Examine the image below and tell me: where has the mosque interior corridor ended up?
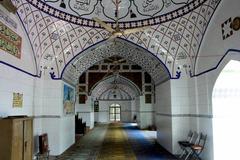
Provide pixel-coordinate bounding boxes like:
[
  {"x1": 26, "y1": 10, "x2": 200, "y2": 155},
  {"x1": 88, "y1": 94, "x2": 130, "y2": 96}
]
[
  {"x1": 0, "y1": 0, "x2": 240, "y2": 160},
  {"x1": 54, "y1": 123, "x2": 177, "y2": 160}
]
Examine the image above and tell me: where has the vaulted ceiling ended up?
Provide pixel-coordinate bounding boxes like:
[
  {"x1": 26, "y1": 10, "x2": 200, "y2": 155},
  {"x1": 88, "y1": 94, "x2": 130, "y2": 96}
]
[
  {"x1": 13, "y1": 0, "x2": 221, "y2": 84},
  {"x1": 62, "y1": 39, "x2": 169, "y2": 84},
  {"x1": 91, "y1": 75, "x2": 141, "y2": 100}
]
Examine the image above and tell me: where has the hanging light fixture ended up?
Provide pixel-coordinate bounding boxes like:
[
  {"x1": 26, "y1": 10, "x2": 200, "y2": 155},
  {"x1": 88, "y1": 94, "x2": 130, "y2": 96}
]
[{"x1": 59, "y1": 0, "x2": 66, "y2": 9}]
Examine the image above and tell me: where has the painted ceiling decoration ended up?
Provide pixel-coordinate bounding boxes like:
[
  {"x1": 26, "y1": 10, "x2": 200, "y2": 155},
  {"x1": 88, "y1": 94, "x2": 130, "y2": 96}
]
[
  {"x1": 13, "y1": 0, "x2": 221, "y2": 83},
  {"x1": 91, "y1": 75, "x2": 141, "y2": 100},
  {"x1": 25, "y1": 0, "x2": 208, "y2": 28},
  {"x1": 62, "y1": 39, "x2": 169, "y2": 85}
]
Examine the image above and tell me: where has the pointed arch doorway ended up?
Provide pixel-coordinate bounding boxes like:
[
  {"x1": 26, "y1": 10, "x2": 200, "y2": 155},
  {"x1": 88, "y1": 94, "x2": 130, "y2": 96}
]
[
  {"x1": 109, "y1": 104, "x2": 121, "y2": 122},
  {"x1": 212, "y1": 60, "x2": 240, "y2": 160}
]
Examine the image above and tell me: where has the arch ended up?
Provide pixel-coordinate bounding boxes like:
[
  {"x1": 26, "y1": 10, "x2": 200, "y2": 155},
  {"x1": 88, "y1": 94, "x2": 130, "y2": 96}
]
[
  {"x1": 16, "y1": 0, "x2": 220, "y2": 80},
  {"x1": 207, "y1": 50, "x2": 240, "y2": 94},
  {"x1": 62, "y1": 38, "x2": 170, "y2": 85},
  {"x1": 99, "y1": 87, "x2": 132, "y2": 100},
  {"x1": 90, "y1": 75, "x2": 141, "y2": 100},
  {"x1": 212, "y1": 60, "x2": 240, "y2": 160}
]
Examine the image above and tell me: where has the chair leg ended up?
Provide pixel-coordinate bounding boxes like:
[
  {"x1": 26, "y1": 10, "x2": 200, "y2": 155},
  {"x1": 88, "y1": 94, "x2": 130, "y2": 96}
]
[
  {"x1": 179, "y1": 149, "x2": 185, "y2": 158},
  {"x1": 184, "y1": 150, "x2": 193, "y2": 160}
]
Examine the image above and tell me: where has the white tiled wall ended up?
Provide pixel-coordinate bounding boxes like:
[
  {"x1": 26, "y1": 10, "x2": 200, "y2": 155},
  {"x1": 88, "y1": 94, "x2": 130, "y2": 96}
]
[
  {"x1": 138, "y1": 96, "x2": 154, "y2": 129},
  {"x1": 155, "y1": 81, "x2": 173, "y2": 152},
  {"x1": 33, "y1": 80, "x2": 75, "y2": 155},
  {"x1": 0, "y1": 64, "x2": 34, "y2": 117},
  {"x1": 75, "y1": 96, "x2": 94, "y2": 129}
]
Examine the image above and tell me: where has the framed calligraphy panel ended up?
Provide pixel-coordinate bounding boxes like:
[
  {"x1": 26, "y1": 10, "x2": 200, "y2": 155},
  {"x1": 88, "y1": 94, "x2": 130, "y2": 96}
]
[{"x1": 0, "y1": 21, "x2": 22, "y2": 59}]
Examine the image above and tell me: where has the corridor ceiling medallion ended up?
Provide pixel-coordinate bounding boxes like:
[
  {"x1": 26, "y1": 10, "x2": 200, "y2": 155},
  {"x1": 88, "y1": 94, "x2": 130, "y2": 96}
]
[{"x1": 92, "y1": 0, "x2": 150, "y2": 40}]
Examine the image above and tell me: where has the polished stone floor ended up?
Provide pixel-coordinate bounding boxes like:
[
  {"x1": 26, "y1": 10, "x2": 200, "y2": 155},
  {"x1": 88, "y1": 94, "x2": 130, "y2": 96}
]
[{"x1": 52, "y1": 123, "x2": 177, "y2": 160}]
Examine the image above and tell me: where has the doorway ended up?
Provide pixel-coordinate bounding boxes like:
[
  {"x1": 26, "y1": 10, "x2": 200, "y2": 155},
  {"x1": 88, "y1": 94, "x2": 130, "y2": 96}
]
[
  {"x1": 109, "y1": 104, "x2": 121, "y2": 122},
  {"x1": 212, "y1": 60, "x2": 240, "y2": 160}
]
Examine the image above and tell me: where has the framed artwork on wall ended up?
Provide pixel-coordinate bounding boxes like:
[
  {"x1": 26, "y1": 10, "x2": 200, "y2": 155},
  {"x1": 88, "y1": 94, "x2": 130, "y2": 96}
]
[
  {"x1": 0, "y1": 21, "x2": 22, "y2": 58},
  {"x1": 12, "y1": 92, "x2": 23, "y2": 108},
  {"x1": 63, "y1": 83, "x2": 75, "y2": 115}
]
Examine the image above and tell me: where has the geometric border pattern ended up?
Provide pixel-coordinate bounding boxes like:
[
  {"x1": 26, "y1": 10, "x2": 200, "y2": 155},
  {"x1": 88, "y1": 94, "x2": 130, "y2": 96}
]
[{"x1": 25, "y1": 0, "x2": 208, "y2": 29}]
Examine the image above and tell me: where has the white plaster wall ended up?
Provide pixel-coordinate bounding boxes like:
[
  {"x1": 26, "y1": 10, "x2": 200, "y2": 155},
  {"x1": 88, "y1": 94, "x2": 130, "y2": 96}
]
[
  {"x1": 40, "y1": 116, "x2": 75, "y2": 156},
  {"x1": 41, "y1": 118, "x2": 61, "y2": 155},
  {"x1": 0, "y1": 64, "x2": 34, "y2": 116},
  {"x1": 169, "y1": 55, "x2": 240, "y2": 160},
  {"x1": 192, "y1": 0, "x2": 240, "y2": 159},
  {"x1": 33, "y1": 80, "x2": 75, "y2": 156},
  {"x1": 193, "y1": 55, "x2": 240, "y2": 160},
  {"x1": 138, "y1": 96, "x2": 154, "y2": 129},
  {"x1": 0, "y1": 5, "x2": 36, "y2": 118},
  {"x1": 34, "y1": 80, "x2": 63, "y2": 116},
  {"x1": 155, "y1": 80, "x2": 173, "y2": 152},
  {"x1": 170, "y1": 78, "x2": 194, "y2": 154},
  {"x1": 60, "y1": 116, "x2": 75, "y2": 153},
  {"x1": 75, "y1": 96, "x2": 94, "y2": 129}
]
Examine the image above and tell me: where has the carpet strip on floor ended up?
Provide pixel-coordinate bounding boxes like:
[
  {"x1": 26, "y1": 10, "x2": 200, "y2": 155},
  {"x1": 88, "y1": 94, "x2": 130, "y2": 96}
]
[
  {"x1": 97, "y1": 123, "x2": 137, "y2": 160},
  {"x1": 52, "y1": 123, "x2": 177, "y2": 160},
  {"x1": 55, "y1": 124, "x2": 107, "y2": 160},
  {"x1": 123, "y1": 123, "x2": 177, "y2": 160}
]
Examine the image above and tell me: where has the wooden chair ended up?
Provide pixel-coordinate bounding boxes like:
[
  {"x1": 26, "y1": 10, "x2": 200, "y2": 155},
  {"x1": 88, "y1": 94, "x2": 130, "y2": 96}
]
[{"x1": 36, "y1": 133, "x2": 50, "y2": 160}]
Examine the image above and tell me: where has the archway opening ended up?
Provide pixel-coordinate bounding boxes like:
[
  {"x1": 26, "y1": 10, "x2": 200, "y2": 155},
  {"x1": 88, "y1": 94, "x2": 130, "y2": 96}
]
[{"x1": 212, "y1": 60, "x2": 240, "y2": 160}]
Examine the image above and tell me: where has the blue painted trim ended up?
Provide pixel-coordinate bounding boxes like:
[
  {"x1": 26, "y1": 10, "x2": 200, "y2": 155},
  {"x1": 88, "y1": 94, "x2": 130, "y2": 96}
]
[
  {"x1": 55, "y1": 37, "x2": 174, "y2": 82},
  {"x1": 0, "y1": 61, "x2": 40, "y2": 78},
  {"x1": 191, "y1": 49, "x2": 240, "y2": 77}
]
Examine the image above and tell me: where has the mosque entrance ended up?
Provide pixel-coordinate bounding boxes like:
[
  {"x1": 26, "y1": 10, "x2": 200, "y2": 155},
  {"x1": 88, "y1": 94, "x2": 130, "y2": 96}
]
[{"x1": 109, "y1": 104, "x2": 121, "y2": 122}]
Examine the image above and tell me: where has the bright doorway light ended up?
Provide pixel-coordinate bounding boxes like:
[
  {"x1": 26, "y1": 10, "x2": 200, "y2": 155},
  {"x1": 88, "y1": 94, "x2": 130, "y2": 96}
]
[{"x1": 212, "y1": 60, "x2": 240, "y2": 160}]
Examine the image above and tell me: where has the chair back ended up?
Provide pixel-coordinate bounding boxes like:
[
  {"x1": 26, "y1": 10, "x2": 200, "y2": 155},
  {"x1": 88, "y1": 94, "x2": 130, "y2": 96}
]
[
  {"x1": 197, "y1": 133, "x2": 207, "y2": 153},
  {"x1": 190, "y1": 131, "x2": 198, "y2": 144},
  {"x1": 186, "y1": 130, "x2": 193, "y2": 142}
]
